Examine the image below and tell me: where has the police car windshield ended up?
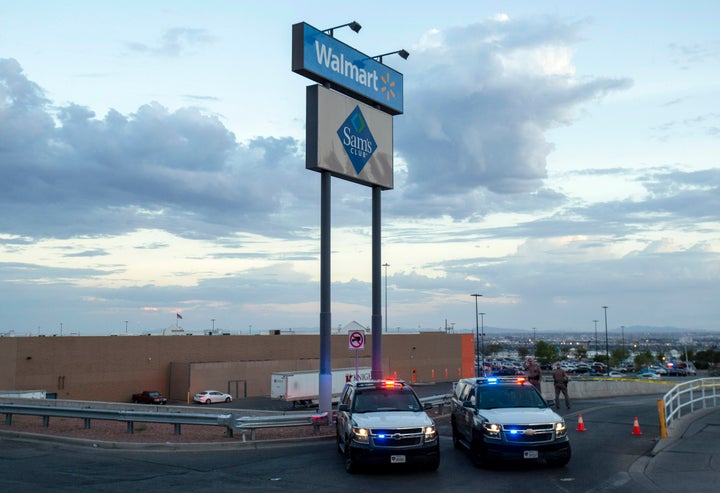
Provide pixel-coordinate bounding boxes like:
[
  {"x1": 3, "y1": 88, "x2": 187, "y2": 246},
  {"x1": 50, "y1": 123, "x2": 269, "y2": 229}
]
[
  {"x1": 353, "y1": 388, "x2": 422, "y2": 413},
  {"x1": 477, "y1": 386, "x2": 545, "y2": 409}
]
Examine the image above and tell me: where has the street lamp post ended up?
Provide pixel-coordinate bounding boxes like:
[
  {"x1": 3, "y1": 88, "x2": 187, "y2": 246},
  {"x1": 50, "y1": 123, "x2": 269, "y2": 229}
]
[
  {"x1": 471, "y1": 294, "x2": 482, "y2": 377},
  {"x1": 593, "y1": 320, "x2": 598, "y2": 358},
  {"x1": 125, "y1": 320, "x2": 128, "y2": 334},
  {"x1": 382, "y1": 263, "x2": 389, "y2": 333},
  {"x1": 603, "y1": 306, "x2": 609, "y2": 375},
  {"x1": 480, "y1": 312, "x2": 486, "y2": 375},
  {"x1": 211, "y1": 319, "x2": 215, "y2": 331}
]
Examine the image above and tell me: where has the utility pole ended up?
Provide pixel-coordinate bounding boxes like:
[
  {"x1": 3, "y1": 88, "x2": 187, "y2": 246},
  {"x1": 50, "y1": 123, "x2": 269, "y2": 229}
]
[{"x1": 593, "y1": 320, "x2": 598, "y2": 359}]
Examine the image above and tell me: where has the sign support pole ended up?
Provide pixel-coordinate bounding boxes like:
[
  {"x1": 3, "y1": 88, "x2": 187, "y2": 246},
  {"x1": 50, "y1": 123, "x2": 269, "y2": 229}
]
[
  {"x1": 319, "y1": 171, "x2": 332, "y2": 414},
  {"x1": 371, "y1": 185, "x2": 383, "y2": 380}
]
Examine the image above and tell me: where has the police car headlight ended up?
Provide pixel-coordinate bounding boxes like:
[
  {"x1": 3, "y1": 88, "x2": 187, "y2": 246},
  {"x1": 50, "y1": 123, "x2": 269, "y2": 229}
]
[
  {"x1": 352, "y1": 427, "x2": 369, "y2": 443},
  {"x1": 482, "y1": 422, "x2": 502, "y2": 439},
  {"x1": 555, "y1": 421, "x2": 567, "y2": 438},
  {"x1": 423, "y1": 425, "x2": 438, "y2": 442}
]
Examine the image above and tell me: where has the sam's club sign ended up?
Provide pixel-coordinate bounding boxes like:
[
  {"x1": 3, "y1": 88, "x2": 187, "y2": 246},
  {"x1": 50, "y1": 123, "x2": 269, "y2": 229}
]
[
  {"x1": 307, "y1": 85, "x2": 393, "y2": 189},
  {"x1": 292, "y1": 22, "x2": 404, "y2": 116}
]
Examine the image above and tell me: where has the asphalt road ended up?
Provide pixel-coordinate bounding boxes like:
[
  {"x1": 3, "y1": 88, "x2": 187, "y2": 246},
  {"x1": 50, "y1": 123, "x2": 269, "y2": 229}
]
[{"x1": 0, "y1": 393, "x2": 668, "y2": 492}]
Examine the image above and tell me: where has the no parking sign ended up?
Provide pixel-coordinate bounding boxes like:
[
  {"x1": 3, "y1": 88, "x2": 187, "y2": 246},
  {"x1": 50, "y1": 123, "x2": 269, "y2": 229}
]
[{"x1": 348, "y1": 330, "x2": 365, "y2": 350}]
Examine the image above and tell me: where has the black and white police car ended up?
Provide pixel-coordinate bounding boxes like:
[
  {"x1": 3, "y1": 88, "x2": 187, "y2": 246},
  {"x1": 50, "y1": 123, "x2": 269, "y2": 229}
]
[
  {"x1": 451, "y1": 376, "x2": 571, "y2": 467},
  {"x1": 336, "y1": 379, "x2": 440, "y2": 473}
]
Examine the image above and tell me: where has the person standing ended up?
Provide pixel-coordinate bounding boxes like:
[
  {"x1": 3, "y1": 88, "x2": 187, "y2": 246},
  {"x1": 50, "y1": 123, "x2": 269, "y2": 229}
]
[
  {"x1": 527, "y1": 358, "x2": 542, "y2": 392},
  {"x1": 552, "y1": 363, "x2": 571, "y2": 409}
]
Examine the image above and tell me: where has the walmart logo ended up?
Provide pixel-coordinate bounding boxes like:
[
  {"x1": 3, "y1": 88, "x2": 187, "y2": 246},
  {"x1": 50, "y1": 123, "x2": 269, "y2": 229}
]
[
  {"x1": 337, "y1": 106, "x2": 377, "y2": 175},
  {"x1": 379, "y1": 72, "x2": 397, "y2": 101}
]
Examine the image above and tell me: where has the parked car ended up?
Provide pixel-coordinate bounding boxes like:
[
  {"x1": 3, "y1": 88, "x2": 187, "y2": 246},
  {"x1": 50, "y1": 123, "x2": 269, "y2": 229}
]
[
  {"x1": 193, "y1": 390, "x2": 232, "y2": 404},
  {"x1": 607, "y1": 371, "x2": 624, "y2": 378},
  {"x1": 131, "y1": 390, "x2": 167, "y2": 405},
  {"x1": 676, "y1": 362, "x2": 697, "y2": 376},
  {"x1": 637, "y1": 371, "x2": 661, "y2": 380},
  {"x1": 664, "y1": 363, "x2": 687, "y2": 376}
]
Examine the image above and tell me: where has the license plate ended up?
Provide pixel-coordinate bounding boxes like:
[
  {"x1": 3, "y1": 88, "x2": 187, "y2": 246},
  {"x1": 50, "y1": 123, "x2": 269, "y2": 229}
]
[
  {"x1": 523, "y1": 450, "x2": 539, "y2": 459},
  {"x1": 390, "y1": 455, "x2": 406, "y2": 463}
]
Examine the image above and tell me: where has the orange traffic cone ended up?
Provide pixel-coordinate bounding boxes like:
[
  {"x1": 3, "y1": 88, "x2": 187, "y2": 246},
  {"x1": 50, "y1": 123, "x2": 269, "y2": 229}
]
[
  {"x1": 576, "y1": 414, "x2": 586, "y2": 432},
  {"x1": 632, "y1": 417, "x2": 642, "y2": 435}
]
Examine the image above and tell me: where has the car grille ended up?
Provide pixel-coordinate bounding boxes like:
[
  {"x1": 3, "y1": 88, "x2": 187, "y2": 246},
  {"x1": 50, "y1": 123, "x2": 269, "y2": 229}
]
[
  {"x1": 502, "y1": 424, "x2": 555, "y2": 443},
  {"x1": 369, "y1": 428, "x2": 424, "y2": 448}
]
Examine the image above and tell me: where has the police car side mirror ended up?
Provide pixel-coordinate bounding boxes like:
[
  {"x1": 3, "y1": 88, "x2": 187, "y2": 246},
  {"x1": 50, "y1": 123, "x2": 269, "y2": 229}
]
[
  {"x1": 462, "y1": 400, "x2": 474, "y2": 409},
  {"x1": 546, "y1": 399, "x2": 555, "y2": 408},
  {"x1": 338, "y1": 403, "x2": 349, "y2": 412},
  {"x1": 424, "y1": 402, "x2": 433, "y2": 410}
]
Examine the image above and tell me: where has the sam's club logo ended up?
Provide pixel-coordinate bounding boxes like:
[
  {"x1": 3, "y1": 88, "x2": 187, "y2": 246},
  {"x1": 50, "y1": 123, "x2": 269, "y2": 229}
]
[{"x1": 337, "y1": 106, "x2": 377, "y2": 175}]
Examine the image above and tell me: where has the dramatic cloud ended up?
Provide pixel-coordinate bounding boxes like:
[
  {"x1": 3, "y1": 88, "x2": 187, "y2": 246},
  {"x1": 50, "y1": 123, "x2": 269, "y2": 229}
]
[{"x1": 396, "y1": 16, "x2": 632, "y2": 213}]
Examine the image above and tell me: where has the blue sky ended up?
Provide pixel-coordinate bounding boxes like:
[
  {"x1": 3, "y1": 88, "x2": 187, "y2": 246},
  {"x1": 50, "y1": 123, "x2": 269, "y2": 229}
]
[{"x1": 1, "y1": 1, "x2": 718, "y2": 336}]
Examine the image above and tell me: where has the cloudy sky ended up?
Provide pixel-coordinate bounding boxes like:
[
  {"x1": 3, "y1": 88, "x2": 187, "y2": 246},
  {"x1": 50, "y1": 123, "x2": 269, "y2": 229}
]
[{"x1": 2, "y1": 1, "x2": 718, "y2": 337}]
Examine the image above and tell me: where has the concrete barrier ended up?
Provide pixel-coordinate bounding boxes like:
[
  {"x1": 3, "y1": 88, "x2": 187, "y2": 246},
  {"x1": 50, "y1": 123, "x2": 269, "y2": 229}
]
[{"x1": 540, "y1": 377, "x2": 674, "y2": 400}]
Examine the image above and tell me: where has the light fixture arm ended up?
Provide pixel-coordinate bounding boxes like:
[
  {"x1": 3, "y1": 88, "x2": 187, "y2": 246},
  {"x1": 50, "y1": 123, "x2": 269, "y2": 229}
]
[
  {"x1": 323, "y1": 21, "x2": 362, "y2": 37},
  {"x1": 373, "y1": 49, "x2": 409, "y2": 63}
]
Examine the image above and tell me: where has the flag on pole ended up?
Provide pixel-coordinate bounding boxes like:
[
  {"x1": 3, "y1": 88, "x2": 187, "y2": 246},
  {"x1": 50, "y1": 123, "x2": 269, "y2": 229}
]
[{"x1": 176, "y1": 313, "x2": 183, "y2": 320}]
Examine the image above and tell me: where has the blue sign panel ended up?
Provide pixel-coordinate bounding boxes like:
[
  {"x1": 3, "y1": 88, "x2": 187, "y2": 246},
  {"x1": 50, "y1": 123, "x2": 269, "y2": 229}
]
[
  {"x1": 292, "y1": 22, "x2": 403, "y2": 116},
  {"x1": 337, "y1": 106, "x2": 377, "y2": 175}
]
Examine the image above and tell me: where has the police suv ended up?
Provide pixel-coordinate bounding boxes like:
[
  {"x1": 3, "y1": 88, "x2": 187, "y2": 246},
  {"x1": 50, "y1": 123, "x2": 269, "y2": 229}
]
[
  {"x1": 451, "y1": 376, "x2": 571, "y2": 467},
  {"x1": 336, "y1": 379, "x2": 440, "y2": 473}
]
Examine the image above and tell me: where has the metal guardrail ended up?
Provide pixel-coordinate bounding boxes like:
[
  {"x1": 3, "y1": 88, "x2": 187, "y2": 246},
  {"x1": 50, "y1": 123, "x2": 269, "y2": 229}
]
[
  {"x1": 0, "y1": 403, "x2": 234, "y2": 437},
  {"x1": 0, "y1": 394, "x2": 454, "y2": 442},
  {"x1": 660, "y1": 377, "x2": 720, "y2": 436}
]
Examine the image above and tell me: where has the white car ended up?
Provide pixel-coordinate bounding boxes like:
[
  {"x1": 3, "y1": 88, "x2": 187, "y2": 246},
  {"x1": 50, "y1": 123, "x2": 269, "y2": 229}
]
[
  {"x1": 638, "y1": 372, "x2": 661, "y2": 380},
  {"x1": 193, "y1": 390, "x2": 232, "y2": 404},
  {"x1": 607, "y1": 371, "x2": 624, "y2": 378}
]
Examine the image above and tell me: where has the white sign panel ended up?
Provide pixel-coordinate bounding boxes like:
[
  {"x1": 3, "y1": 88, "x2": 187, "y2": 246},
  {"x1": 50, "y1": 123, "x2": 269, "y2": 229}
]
[
  {"x1": 306, "y1": 84, "x2": 393, "y2": 190},
  {"x1": 348, "y1": 329, "x2": 366, "y2": 350}
]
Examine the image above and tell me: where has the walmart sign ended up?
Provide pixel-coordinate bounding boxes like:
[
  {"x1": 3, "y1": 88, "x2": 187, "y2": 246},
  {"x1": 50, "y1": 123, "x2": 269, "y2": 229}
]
[{"x1": 292, "y1": 22, "x2": 404, "y2": 116}]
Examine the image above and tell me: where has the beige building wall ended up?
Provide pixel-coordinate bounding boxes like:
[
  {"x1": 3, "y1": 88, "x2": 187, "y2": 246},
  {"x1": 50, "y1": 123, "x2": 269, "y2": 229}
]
[{"x1": 0, "y1": 332, "x2": 474, "y2": 402}]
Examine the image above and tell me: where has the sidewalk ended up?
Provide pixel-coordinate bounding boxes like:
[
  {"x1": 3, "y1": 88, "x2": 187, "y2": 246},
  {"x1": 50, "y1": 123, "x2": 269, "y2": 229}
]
[{"x1": 629, "y1": 406, "x2": 720, "y2": 490}]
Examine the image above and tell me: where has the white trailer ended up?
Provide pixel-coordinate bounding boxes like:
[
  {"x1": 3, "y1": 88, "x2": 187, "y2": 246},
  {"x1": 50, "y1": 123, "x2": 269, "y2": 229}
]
[{"x1": 271, "y1": 367, "x2": 371, "y2": 407}]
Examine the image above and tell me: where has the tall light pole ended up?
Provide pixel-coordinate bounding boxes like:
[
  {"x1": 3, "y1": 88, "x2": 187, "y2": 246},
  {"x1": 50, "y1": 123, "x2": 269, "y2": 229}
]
[
  {"x1": 211, "y1": 319, "x2": 216, "y2": 331},
  {"x1": 471, "y1": 294, "x2": 482, "y2": 377},
  {"x1": 603, "y1": 306, "x2": 609, "y2": 375},
  {"x1": 382, "y1": 263, "x2": 389, "y2": 333},
  {"x1": 593, "y1": 320, "x2": 599, "y2": 359},
  {"x1": 480, "y1": 312, "x2": 486, "y2": 375},
  {"x1": 125, "y1": 320, "x2": 128, "y2": 334}
]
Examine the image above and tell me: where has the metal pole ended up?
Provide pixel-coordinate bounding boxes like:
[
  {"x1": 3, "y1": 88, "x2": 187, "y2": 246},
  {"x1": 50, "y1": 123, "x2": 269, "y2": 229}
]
[
  {"x1": 480, "y1": 313, "x2": 486, "y2": 375},
  {"x1": 319, "y1": 171, "x2": 332, "y2": 414},
  {"x1": 603, "y1": 306, "x2": 609, "y2": 375},
  {"x1": 471, "y1": 294, "x2": 482, "y2": 377},
  {"x1": 371, "y1": 186, "x2": 383, "y2": 380},
  {"x1": 593, "y1": 320, "x2": 598, "y2": 358},
  {"x1": 382, "y1": 263, "x2": 389, "y2": 333}
]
